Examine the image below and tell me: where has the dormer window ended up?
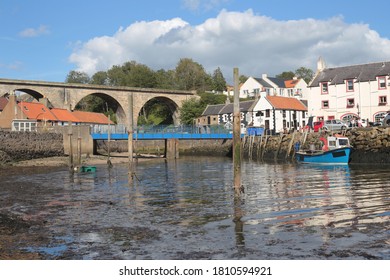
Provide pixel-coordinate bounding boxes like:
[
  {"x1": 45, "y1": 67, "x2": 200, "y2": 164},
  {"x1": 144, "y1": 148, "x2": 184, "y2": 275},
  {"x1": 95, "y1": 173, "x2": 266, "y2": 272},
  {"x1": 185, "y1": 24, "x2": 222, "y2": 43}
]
[
  {"x1": 321, "y1": 82, "x2": 328, "y2": 94},
  {"x1": 346, "y1": 80, "x2": 354, "y2": 91},
  {"x1": 378, "y1": 76, "x2": 386, "y2": 89}
]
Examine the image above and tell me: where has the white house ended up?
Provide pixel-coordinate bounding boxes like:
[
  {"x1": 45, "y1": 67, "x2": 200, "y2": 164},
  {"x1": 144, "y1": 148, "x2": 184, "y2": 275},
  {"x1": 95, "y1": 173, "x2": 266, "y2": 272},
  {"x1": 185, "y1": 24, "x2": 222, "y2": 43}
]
[
  {"x1": 308, "y1": 57, "x2": 390, "y2": 123},
  {"x1": 284, "y1": 77, "x2": 308, "y2": 99},
  {"x1": 251, "y1": 95, "x2": 308, "y2": 134},
  {"x1": 240, "y1": 74, "x2": 308, "y2": 100}
]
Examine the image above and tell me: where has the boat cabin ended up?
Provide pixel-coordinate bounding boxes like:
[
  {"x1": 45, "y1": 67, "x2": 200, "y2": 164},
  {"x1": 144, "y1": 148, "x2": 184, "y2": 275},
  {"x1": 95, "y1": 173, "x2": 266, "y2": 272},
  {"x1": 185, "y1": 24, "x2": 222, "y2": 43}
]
[{"x1": 324, "y1": 136, "x2": 350, "y2": 151}]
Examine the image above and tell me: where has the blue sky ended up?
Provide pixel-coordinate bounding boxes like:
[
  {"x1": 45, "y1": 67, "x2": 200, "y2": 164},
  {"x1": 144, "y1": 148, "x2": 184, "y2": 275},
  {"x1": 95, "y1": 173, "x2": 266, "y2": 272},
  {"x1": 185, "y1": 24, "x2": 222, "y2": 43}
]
[{"x1": 2, "y1": 0, "x2": 390, "y2": 83}]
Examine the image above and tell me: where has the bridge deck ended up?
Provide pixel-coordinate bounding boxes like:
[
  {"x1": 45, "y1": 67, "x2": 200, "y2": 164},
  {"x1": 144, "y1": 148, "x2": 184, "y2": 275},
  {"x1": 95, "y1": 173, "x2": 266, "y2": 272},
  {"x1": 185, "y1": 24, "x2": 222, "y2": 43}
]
[{"x1": 91, "y1": 132, "x2": 235, "y2": 140}]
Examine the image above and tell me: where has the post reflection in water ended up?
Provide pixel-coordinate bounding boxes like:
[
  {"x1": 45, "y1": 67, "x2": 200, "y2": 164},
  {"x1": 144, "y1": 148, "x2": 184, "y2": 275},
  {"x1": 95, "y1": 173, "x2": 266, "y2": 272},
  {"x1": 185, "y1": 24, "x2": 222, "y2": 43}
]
[{"x1": 0, "y1": 156, "x2": 388, "y2": 260}]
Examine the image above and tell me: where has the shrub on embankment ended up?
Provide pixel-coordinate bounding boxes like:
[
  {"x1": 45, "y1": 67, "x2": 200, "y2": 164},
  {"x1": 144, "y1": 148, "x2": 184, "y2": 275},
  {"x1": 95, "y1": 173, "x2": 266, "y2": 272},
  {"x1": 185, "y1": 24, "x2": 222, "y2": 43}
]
[
  {"x1": 242, "y1": 127, "x2": 390, "y2": 164},
  {"x1": 0, "y1": 131, "x2": 64, "y2": 165}
]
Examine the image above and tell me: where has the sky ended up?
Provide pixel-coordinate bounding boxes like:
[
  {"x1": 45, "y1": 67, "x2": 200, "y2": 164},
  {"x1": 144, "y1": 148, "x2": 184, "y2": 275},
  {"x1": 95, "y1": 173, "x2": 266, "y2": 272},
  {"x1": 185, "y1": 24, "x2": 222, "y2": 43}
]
[{"x1": 2, "y1": 0, "x2": 390, "y2": 84}]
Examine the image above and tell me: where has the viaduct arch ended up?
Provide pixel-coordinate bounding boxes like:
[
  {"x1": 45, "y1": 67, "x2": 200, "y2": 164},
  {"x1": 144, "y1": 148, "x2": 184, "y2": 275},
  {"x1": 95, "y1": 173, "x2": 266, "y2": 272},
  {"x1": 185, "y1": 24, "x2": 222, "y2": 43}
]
[{"x1": 0, "y1": 78, "x2": 198, "y2": 125}]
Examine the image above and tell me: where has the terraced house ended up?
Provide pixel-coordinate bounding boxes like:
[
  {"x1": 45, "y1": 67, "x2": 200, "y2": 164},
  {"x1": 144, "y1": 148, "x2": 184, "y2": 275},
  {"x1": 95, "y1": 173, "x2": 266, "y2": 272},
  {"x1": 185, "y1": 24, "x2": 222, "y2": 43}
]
[{"x1": 308, "y1": 57, "x2": 390, "y2": 123}]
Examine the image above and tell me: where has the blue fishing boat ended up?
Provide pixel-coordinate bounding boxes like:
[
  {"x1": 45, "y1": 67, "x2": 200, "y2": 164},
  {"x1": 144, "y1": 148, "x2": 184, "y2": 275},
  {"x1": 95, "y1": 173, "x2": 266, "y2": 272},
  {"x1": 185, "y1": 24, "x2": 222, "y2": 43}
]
[{"x1": 295, "y1": 135, "x2": 352, "y2": 165}]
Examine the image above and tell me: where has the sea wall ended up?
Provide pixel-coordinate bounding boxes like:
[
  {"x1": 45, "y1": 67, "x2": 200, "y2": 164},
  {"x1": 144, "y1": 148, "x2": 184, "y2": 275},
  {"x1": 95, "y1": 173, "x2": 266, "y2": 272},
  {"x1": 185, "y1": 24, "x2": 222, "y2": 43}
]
[
  {"x1": 97, "y1": 139, "x2": 233, "y2": 157},
  {"x1": 242, "y1": 127, "x2": 390, "y2": 164},
  {"x1": 0, "y1": 131, "x2": 64, "y2": 165},
  {"x1": 1, "y1": 127, "x2": 390, "y2": 165}
]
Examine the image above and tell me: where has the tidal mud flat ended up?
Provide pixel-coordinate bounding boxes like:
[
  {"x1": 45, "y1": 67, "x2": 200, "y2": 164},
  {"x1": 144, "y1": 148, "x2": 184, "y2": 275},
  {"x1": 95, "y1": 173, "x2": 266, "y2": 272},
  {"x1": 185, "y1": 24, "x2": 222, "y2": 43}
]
[{"x1": 0, "y1": 157, "x2": 389, "y2": 260}]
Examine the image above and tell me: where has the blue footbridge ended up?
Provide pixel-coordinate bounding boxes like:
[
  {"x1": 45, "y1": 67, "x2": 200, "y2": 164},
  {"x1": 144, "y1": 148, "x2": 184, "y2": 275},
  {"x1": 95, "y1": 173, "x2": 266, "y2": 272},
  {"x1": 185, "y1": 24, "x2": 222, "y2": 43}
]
[{"x1": 91, "y1": 124, "x2": 246, "y2": 140}]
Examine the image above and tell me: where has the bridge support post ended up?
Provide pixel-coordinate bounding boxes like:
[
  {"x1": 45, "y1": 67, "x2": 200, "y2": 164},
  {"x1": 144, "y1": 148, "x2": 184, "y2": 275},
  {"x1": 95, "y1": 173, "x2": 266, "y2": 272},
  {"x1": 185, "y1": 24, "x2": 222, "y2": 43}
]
[{"x1": 165, "y1": 139, "x2": 179, "y2": 159}]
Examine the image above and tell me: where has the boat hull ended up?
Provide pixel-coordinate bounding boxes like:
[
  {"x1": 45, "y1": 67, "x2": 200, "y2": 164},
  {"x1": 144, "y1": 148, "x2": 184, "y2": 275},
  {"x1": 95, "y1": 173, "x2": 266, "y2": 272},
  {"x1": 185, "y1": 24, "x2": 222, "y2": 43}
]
[{"x1": 295, "y1": 147, "x2": 352, "y2": 165}]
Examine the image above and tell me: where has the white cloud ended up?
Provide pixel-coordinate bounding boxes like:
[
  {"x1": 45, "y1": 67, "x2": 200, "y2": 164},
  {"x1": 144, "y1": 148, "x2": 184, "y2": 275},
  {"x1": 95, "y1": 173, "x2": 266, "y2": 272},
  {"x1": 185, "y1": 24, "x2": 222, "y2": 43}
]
[
  {"x1": 19, "y1": 25, "x2": 50, "y2": 38},
  {"x1": 69, "y1": 9, "x2": 390, "y2": 81}
]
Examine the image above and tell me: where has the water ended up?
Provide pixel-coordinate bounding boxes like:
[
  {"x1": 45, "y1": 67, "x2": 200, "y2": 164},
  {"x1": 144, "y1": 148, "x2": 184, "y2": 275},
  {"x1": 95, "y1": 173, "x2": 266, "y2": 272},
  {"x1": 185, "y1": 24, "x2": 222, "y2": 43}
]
[{"x1": 0, "y1": 157, "x2": 389, "y2": 259}]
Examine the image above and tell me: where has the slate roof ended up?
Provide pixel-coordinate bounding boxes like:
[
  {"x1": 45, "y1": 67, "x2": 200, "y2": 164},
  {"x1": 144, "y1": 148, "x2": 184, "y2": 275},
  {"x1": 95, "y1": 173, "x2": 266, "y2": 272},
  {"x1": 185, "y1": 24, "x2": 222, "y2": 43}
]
[
  {"x1": 266, "y1": 96, "x2": 307, "y2": 111},
  {"x1": 310, "y1": 61, "x2": 390, "y2": 86},
  {"x1": 267, "y1": 77, "x2": 286, "y2": 88},
  {"x1": 253, "y1": 78, "x2": 274, "y2": 88},
  {"x1": 202, "y1": 104, "x2": 225, "y2": 116},
  {"x1": 215, "y1": 100, "x2": 256, "y2": 115}
]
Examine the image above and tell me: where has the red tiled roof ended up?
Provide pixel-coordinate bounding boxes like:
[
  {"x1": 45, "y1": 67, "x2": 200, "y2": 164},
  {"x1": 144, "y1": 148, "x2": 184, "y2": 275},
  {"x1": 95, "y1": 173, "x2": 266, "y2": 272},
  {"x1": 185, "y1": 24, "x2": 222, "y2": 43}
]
[
  {"x1": 18, "y1": 101, "x2": 58, "y2": 121},
  {"x1": 71, "y1": 110, "x2": 114, "y2": 125},
  {"x1": 50, "y1": 108, "x2": 81, "y2": 123},
  {"x1": 266, "y1": 96, "x2": 307, "y2": 111},
  {"x1": 284, "y1": 79, "x2": 300, "y2": 88},
  {"x1": 0, "y1": 96, "x2": 8, "y2": 111}
]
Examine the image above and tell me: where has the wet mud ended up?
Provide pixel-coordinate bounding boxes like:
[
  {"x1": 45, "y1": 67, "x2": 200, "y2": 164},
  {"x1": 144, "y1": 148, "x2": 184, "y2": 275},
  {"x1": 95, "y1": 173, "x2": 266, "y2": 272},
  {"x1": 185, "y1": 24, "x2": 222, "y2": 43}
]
[{"x1": 0, "y1": 159, "x2": 389, "y2": 260}]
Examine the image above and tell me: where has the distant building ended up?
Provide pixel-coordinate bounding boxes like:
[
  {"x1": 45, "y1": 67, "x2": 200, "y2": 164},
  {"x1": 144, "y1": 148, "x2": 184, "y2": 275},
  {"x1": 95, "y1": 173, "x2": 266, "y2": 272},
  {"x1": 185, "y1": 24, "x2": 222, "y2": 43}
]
[
  {"x1": 197, "y1": 96, "x2": 307, "y2": 134},
  {"x1": 308, "y1": 57, "x2": 390, "y2": 123},
  {"x1": 251, "y1": 95, "x2": 308, "y2": 133},
  {"x1": 0, "y1": 93, "x2": 113, "y2": 131},
  {"x1": 0, "y1": 96, "x2": 9, "y2": 114}
]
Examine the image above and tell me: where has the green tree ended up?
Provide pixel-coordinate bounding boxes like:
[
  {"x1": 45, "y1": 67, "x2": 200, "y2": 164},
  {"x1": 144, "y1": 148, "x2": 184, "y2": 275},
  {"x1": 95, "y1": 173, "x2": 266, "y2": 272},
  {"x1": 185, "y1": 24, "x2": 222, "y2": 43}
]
[
  {"x1": 107, "y1": 61, "x2": 157, "y2": 88},
  {"x1": 276, "y1": 71, "x2": 295, "y2": 80},
  {"x1": 155, "y1": 69, "x2": 176, "y2": 89},
  {"x1": 212, "y1": 67, "x2": 227, "y2": 92},
  {"x1": 65, "y1": 70, "x2": 90, "y2": 84},
  {"x1": 179, "y1": 97, "x2": 204, "y2": 125},
  {"x1": 239, "y1": 75, "x2": 248, "y2": 84},
  {"x1": 90, "y1": 71, "x2": 109, "y2": 85},
  {"x1": 295, "y1": 67, "x2": 314, "y2": 84},
  {"x1": 175, "y1": 58, "x2": 212, "y2": 92}
]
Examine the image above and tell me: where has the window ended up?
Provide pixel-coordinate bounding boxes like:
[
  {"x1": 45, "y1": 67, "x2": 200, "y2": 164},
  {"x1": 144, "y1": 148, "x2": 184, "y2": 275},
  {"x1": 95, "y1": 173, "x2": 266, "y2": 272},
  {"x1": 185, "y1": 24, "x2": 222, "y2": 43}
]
[
  {"x1": 265, "y1": 109, "x2": 270, "y2": 118},
  {"x1": 347, "y1": 98, "x2": 355, "y2": 108},
  {"x1": 378, "y1": 76, "x2": 386, "y2": 89},
  {"x1": 282, "y1": 110, "x2": 286, "y2": 118},
  {"x1": 379, "y1": 96, "x2": 387, "y2": 105},
  {"x1": 321, "y1": 82, "x2": 328, "y2": 94},
  {"x1": 346, "y1": 80, "x2": 354, "y2": 91},
  {"x1": 322, "y1": 100, "x2": 329, "y2": 109}
]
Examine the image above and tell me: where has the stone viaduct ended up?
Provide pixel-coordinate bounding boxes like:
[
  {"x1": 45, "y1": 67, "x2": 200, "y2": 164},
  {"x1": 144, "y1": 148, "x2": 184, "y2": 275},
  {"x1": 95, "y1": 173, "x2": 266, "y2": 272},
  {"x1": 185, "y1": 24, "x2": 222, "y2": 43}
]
[{"x1": 0, "y1": 78, "x2": 198, "y2": 126}]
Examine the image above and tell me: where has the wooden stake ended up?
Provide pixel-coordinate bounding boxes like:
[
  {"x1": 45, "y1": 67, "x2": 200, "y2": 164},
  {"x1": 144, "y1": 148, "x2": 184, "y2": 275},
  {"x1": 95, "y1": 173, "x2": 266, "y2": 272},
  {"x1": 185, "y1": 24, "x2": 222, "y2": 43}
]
[
  {"x1": 233, "y1": 67, "x2": 242, "y2": 195},
  {"x1": 68, "y1": 121, "x2": 73, "y2": 171},
  {"x1": 128, "y1": 93, "x2": 134, "y2": 164},
  {"x1": 107, "y1": 115, "x2": 112, "y2": 168}
]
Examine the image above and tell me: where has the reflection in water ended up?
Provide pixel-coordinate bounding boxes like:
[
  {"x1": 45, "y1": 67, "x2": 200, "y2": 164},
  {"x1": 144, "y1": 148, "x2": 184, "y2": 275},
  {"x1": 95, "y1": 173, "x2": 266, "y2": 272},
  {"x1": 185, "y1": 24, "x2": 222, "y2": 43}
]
[{"x1": 0, "y1": 157, "x2": 389, "y2": 260}]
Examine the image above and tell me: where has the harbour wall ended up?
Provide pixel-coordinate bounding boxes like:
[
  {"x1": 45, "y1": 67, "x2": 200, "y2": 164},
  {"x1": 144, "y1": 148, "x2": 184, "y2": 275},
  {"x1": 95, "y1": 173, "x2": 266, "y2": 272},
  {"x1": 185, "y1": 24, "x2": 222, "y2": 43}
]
[
  {"x1": 1, "y1": 127, "x2": 390, "y2": 165},
  {"x1": 241, "y1": 127, "x2": 390, "y2": 164},
  {"x1": 0, "y1": 131, "x2": 64, "y2": 165}
]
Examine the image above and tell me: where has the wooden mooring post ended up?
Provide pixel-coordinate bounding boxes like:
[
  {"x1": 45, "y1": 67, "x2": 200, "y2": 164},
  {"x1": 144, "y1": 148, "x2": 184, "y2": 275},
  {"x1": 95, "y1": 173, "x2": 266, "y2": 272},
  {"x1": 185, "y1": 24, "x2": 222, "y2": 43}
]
[
  {"x1": 68, "y1": 121, "x2": 74, "y2": 171},
  {"x1": 233, "y1": 67, "x2": 242, "y2": 195}
]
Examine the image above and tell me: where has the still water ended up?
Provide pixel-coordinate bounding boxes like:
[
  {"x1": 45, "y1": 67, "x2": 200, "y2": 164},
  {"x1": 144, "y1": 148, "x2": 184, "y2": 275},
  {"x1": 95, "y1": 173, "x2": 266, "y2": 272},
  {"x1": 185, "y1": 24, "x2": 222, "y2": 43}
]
[{"x1": 0, "y1": 156, "x2": 389, "y2": 259}]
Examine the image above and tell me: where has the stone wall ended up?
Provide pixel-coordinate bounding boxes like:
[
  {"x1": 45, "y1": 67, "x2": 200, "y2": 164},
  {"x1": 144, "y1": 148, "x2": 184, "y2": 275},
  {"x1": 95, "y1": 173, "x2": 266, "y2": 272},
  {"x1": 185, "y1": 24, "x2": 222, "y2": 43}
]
[
  {"x1": 0, "y1": 131, "x2": 64, "y2": 165},
  {"x1": 242, "y1": 127, "x2": 390, "y2": 164}
]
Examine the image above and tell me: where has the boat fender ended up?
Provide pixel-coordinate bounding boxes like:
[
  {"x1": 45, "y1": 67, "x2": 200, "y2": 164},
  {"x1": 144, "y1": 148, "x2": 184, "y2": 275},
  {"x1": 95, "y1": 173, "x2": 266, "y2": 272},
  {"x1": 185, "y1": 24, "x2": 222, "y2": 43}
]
[{"x1": 320, "y1": 137, "x2": 328, "y2": 151}]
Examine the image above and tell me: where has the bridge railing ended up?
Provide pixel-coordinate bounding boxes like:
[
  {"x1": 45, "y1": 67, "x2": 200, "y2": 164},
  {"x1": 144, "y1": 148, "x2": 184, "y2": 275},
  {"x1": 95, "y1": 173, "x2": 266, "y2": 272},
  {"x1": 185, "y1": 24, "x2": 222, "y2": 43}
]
[{"x1": 91, "y1": 124, "x2": 232, "y2": 135}]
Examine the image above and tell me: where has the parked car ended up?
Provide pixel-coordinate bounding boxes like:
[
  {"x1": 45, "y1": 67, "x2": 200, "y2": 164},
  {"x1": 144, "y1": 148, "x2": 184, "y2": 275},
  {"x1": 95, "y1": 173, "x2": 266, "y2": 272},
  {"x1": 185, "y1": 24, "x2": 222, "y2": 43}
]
[
  {"x1": 322, "y1": 119, "x2": 349, "y2": 131},
  {"x1": 382, "y1": 113, "x2": 390, "y2": 126},
  {"x1": 313, "y1": 121, "x2": 324, "y2": 132}
]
